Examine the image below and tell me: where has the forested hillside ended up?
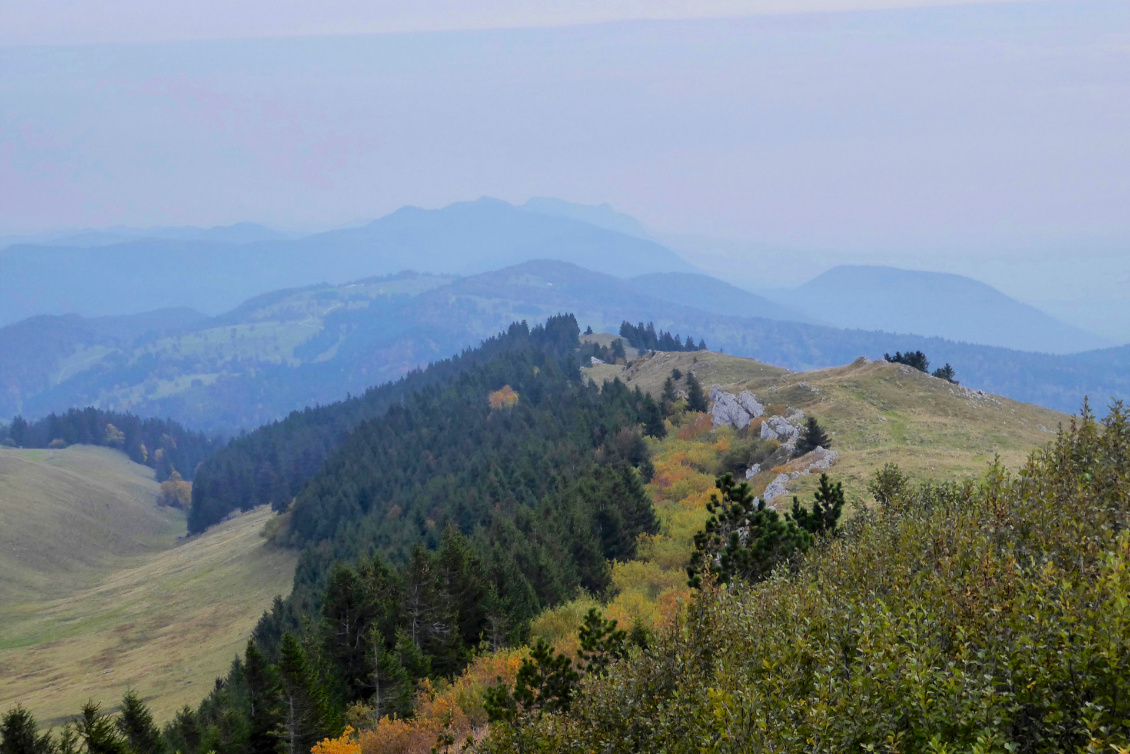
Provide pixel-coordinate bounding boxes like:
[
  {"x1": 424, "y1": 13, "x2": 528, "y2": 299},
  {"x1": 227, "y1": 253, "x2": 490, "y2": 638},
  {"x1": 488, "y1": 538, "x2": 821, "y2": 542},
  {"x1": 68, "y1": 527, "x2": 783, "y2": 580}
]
[
  {"x1": 0, "y1": 407, "x2": 219, "y2": 481},
  {"x1": 188, "y1": 315, "x2": 601, "y2": 532},
  {"x1": 153, "y1": 315, "x2": 662, "y2": 752}
]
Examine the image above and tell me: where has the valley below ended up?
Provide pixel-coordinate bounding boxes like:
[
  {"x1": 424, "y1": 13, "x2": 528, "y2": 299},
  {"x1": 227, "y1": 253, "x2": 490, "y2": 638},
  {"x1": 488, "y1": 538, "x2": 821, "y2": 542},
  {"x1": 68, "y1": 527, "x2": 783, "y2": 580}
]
[{"x1": 0, "y1": 446, "x2": 295, "y2": 725}]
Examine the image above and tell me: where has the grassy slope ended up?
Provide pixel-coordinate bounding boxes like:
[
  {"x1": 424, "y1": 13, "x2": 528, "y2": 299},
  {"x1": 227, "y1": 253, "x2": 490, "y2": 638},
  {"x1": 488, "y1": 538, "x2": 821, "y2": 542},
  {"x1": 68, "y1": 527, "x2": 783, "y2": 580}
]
[
  {"x1": 0, "y1": 447, "x2": 296, "y2": 725},
  {"x1": 583, "y1": 349, "x2": 1069, "y2": 501}
]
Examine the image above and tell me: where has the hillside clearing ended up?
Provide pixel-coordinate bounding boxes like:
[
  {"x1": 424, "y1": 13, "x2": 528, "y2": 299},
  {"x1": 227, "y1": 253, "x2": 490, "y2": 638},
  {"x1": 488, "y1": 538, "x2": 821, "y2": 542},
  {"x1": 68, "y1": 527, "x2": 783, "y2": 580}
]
[{"x1": 0, "y1": 447, "x2": 296, "y2": 725}]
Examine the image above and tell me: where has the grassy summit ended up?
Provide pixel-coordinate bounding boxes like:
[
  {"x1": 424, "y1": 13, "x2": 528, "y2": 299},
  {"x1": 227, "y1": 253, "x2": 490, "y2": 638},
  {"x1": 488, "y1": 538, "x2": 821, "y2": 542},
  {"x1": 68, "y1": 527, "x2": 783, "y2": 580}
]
[{"x1": 583, "y1": 346, "x2": 1069, "y2": 501}]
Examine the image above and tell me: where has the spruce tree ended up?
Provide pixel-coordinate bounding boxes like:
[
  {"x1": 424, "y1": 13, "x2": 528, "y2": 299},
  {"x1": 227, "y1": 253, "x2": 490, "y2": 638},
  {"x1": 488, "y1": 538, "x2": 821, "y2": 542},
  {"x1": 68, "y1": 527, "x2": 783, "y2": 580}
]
[
  {"x1": 74, "y1": 702, "x2": 128, "y2": 754},
  {"x1": 115, "y1": 691, "x2": 162, "y2": 754},
  {"x1": 1, "y1": 706, "x2": 55, "y2": 754},
  {"x1": 932, "y1": 363, "x2": 957, "y2": 383},
  {"x1": 243, "y1": 640, "x2": 282, "y2": 754},
  {"x1": 277, "y1": 634, "x2": 332, "y2": 754},
  {"x1": 795, "y1": 417, "x2": 831, "y2": 455},
  {"x1": 687, "y1": 473, "x2": 811, "y2": 588},
  {"x1": 789, "y1": 473, "x2": 844, "y2": 537},
  {"x1": 685, "y1": 372, "x2": 708, "y2": 413},
  {"x1": 369, "y1": 628, "x2": 411, "y2": 721},
  {"x1": 641, "y1": 396, "x2": 667, "y2": 438},
  {"x1": 161, "y1": 707, "x2": 200, "y2": 754}
]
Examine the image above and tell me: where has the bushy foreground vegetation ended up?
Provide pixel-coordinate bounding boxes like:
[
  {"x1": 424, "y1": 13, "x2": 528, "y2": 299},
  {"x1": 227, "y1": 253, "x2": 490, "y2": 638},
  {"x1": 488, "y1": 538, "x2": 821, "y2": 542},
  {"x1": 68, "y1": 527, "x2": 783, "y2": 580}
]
[{"x1": 482, "y1": 403, "x2": 1130, "y2": 753}]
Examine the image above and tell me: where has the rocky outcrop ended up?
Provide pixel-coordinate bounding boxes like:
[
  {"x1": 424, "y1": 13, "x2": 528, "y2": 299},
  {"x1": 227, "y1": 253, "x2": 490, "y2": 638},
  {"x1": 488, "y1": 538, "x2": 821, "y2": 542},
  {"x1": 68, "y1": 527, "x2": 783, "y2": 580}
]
[
  {"x1": 709, "y1": 387, "x2": 764, "y2": 429},
  {"x1": 760, "y1": 415, "x2": 799, "y2": 444},
  {"x1": 763, "y1": 473, "x2": 791, "y2": 504},
  {"x1": 745, "y1": 463, "x2": 761, "y2": 480}
]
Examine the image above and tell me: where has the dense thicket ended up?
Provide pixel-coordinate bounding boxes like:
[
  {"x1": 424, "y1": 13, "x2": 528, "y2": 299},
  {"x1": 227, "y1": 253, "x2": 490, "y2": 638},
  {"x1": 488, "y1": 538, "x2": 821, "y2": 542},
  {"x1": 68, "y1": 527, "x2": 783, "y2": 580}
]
[
  {"x1": 189, "y1": 317, "x2": 587, "y2": 533},
  {"x1": 0, "y1": 407, "x2": 219, "y2": 481},
  {"x1": 485, "y1": 403, "x2": 1130, "y2": 753},
  {"x1": 618, "y1": 321, "x2": 705, "y2": 352}
]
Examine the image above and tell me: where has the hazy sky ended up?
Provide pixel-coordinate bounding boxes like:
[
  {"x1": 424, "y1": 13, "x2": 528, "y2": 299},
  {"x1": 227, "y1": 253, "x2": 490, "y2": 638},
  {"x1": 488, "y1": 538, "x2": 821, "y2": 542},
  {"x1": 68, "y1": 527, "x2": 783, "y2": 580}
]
[{"x1": 1, "y1": 0, "x2": 1128, "y2": 257}]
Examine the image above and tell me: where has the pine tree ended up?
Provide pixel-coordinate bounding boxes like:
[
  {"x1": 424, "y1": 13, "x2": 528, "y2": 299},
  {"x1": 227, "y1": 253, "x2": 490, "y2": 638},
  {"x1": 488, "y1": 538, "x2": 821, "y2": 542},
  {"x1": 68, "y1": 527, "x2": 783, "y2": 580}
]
[
  {"x1": 162, "y1": 707, "x2": 200, "y2": 754},
  {"x1": 115, "y1": 691, "x2": 162, "y2": 754},
  {"x1": 484, "y1": 639, "x2": 580, "y2": 722},
  {"x1": 641, "y1": 396, "x2": 667, "y2": 438},
  {"x1": 1, "y1": 706, "x2": 56, "y2": 754},
  {"x1": 687, "y1": 473, "x2": 811, "y2": 588},
  {"x1": 74, "y1": 702, "x2": 128, "y2": 754},
  {"x1": 685, "y1": 372, "x2": 708, "y2": 413},
  {"x1": 788, "y1": 473, "x2": 844, "y2": 537},
  {"x1": 277, "y1": 634, "x2": 332, "y2": 754},
  {"x1": 795, "y1": 417, "x2": 831, "y2": 455},
  {"x1": 243, "y1": 639, "x2": 282, "y2": 754},
  {"x1": 932, "y1": 363, "x2": 957, "y2": 383},
  {"x1": 576, "y1": 609, "x2": 628, "y2": 677}
]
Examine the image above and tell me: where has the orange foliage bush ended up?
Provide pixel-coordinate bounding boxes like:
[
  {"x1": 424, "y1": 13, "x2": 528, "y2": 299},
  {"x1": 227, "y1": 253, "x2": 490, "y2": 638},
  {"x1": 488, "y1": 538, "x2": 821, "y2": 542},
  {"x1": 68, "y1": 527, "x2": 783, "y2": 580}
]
[
  {"x1": 676, "y1": 413, "x2": 713, "y2": 442},
  {"x1": 487, "y1": 385, "x2": 519, "y2": 409},
  {"x1": 355, "y1": 651, "x2": 525, "y2": 754},
  {"x1": 312, "y1": 727, "x2": 361, "y2": 754}
]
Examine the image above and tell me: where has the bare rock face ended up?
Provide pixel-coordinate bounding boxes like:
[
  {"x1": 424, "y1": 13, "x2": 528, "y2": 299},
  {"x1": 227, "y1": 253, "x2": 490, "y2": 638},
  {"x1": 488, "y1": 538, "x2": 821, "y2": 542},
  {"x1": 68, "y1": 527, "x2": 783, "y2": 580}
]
[
  {"x1": 745, "y1": 463, "x2": 761, "y2": 480},
  {"x1": 710, "y1": 387, "x2": 752, "y2": 429},
  {"x1": 760, "y1": 416, "x2": 799, "y2": 443},
  {"x1": 709, "y1": 387, "x2": 765, "y2": 429},
  {"x1": 808, "y1": 446, "x2": 839, "y2": 471},
  {"x1": 737, "y1": 392, "x2": 765, "y2": 419},
  {"x1": 763, "y1": 473, "x2": 791, "y2": 504}
]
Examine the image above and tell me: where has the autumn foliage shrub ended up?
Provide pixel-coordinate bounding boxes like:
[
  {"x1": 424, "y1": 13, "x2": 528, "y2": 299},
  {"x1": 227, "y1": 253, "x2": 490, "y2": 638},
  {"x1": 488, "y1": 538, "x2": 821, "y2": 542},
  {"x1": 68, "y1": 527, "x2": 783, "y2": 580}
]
[{"x1": 481, "y1": 404, "x2": 1130, "y2": 753}]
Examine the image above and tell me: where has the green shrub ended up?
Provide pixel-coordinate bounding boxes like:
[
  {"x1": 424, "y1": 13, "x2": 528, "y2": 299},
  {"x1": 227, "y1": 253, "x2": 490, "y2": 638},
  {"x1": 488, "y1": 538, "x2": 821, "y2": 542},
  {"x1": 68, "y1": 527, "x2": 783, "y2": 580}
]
[{"x1": 482, "y1": 404, "x2": 1130, "y2": 753}]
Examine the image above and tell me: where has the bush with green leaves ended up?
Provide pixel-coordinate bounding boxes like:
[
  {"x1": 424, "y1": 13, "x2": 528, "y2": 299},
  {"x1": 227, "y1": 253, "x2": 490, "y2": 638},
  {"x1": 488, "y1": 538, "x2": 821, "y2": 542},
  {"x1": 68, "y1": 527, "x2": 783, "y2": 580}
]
[{"x1": 480, "y1": 403, "x2": 1130, "y2": 753}]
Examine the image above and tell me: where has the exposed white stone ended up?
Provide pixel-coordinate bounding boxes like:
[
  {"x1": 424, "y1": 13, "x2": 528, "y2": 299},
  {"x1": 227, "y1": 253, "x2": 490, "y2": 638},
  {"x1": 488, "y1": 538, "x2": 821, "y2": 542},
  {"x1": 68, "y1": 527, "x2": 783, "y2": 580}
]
[
  {"x1": 590, "y1": 356, "x2": 605, "y2": 366},
  {"x1": 745, "y1": 463, "x2": 761, "y2": 480},
  {"x1": 709, "y1": 387, "x2": 765, "y2": 429},
  {"x1": 763, "y1": 473, "x2": 791, "y2": 503},
  {"x1": 737, "y1": 391, "x2": 765, "y2": 419}
]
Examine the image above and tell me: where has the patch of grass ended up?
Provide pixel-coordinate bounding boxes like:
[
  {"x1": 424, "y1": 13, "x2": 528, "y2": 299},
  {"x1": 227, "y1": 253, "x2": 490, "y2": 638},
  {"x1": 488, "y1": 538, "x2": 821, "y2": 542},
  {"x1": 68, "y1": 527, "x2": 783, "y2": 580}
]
[{"x1": 0, "y1": 447, "x2": 296, "y2": 726}]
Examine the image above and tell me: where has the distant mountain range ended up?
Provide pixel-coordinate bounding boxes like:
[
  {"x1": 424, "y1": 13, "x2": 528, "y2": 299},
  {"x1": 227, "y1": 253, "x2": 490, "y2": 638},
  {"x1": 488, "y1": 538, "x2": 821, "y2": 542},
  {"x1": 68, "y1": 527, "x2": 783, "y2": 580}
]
[
  {"x1": 0, "y1": 198, "x2": 694, "y2": 326},
  {"x1": 770, "y1": 265, "x2": 1112, "y2": 354},
  {"x1": 2, "y1": 260, "x2": 1126, "y2": 432},
  {"x1": 4, "y1": 199, "x2": 1112, "y2": 357}
]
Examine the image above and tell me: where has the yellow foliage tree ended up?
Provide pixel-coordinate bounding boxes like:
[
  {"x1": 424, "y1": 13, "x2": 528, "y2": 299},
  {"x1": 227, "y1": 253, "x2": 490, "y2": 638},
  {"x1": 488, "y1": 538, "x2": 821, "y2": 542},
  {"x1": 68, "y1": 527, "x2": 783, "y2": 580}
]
[
  {"x1": 311, "y1": 726, "x2": 360, "y2": 754},
  {"x1": 487, "y1": 385, "x2": 519, "y2": 409},
  {"x1": 157, "y1": 470, "x2": 192, "y2": 509},
  {"x1": 104, "y1": 423, "x2": 125, "y2": 447}
]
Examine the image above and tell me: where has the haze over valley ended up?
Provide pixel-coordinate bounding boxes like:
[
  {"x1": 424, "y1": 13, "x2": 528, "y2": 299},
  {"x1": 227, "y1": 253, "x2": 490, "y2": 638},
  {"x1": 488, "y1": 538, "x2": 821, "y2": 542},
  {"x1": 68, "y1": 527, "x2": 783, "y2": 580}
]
[{"x1": 2, "y1": 2, "x2": 1129, "y2": 752}]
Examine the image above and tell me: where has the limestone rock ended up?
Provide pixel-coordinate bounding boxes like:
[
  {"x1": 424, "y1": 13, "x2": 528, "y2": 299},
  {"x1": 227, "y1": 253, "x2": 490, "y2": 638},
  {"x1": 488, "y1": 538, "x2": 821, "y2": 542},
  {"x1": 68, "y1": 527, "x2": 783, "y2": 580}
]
[
  {"x1": 737, "y1": 392, "x2": 765, "y2": 419},
  {"x1": 744, "y1": 463, "x2": 761, "y2": 480},
  {"x1": 763, "y1": 473, "x2": 790, "y2": 503},
  {"x1": 710, "y1": 387, "x2": 752, "y2": 429},
  {"x1": 709, "y1": 387, "x2": 765, "y2": 429}
]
